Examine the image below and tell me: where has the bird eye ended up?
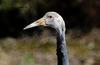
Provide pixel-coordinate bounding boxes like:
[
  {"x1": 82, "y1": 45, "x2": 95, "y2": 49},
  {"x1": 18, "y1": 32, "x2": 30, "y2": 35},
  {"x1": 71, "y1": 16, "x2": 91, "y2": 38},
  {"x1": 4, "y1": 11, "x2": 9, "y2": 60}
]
[{"x1": 47, "y1": 16, "x2": 52, "y2": 18}]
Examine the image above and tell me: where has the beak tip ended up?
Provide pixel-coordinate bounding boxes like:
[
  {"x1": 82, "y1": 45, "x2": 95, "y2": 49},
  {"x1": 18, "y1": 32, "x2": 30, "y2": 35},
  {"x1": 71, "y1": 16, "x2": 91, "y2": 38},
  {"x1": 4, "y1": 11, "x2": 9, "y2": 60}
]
[
  {"x1": 23, "y1": 18, "x2": 45, "y2": 30},
  {"x1": 23, "y1": 27, "x2": 28, "y2": 30},
  {"x1": 23, "y1": 28, "x2": 26, "y2": 30}
]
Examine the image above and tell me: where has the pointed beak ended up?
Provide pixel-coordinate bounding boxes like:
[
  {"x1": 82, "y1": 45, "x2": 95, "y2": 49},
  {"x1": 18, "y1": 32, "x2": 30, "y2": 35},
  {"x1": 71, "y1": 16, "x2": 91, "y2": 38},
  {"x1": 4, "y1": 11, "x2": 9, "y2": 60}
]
[{"x1": 23, "y1": 18, "x2": 46, "y2": 30}]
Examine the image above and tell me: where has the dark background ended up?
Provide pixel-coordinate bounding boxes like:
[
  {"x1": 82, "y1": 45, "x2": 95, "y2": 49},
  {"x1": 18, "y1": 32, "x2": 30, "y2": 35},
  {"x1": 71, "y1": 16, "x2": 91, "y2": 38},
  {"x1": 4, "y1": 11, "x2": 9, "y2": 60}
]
[{"x1": 0, "y1": 0, "x2": 99, "y2": 38}]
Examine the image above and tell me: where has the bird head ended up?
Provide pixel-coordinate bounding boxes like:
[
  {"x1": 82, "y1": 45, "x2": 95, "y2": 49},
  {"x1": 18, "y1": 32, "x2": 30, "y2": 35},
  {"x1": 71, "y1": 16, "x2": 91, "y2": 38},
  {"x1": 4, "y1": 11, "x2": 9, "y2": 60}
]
[{"x1": 24, "y1": 12, "x2": 66, "y2": 32}]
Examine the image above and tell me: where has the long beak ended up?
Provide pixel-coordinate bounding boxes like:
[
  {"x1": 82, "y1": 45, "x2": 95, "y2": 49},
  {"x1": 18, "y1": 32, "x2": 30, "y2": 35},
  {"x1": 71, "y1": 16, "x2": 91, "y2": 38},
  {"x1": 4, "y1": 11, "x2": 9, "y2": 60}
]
[{"x1": 24, "y1": 18, "x2": 46, "y2": 30}]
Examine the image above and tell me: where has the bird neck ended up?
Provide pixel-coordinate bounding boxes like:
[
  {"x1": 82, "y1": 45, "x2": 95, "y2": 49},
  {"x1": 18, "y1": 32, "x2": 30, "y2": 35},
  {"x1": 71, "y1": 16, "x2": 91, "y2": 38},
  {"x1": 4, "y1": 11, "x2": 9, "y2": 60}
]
[{"x1": 56, "y1": 28, "x2": 69, "y2": 65}]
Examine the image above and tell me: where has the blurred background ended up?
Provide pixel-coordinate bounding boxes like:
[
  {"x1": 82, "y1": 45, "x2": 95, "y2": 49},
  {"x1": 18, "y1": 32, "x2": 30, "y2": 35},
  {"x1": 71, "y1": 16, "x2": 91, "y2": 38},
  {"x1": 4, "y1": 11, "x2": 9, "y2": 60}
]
[{"x1": 0, "y1": 0, "x2": 100, "y2": 65}]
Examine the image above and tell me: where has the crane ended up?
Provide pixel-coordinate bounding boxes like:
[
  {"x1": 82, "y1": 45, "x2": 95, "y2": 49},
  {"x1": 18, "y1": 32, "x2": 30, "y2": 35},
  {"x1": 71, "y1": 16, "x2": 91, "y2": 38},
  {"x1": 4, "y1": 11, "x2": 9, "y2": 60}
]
[{"x1": 24, "y1": 12, "x2": 69, "y2": 65}]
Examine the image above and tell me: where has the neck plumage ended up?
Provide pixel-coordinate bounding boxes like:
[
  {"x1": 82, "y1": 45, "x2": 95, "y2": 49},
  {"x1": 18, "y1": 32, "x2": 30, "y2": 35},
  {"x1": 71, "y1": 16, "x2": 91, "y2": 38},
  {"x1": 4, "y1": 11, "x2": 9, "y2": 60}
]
[{"x1": 56, "y1": 29, "x2": 69, "y2": 65}]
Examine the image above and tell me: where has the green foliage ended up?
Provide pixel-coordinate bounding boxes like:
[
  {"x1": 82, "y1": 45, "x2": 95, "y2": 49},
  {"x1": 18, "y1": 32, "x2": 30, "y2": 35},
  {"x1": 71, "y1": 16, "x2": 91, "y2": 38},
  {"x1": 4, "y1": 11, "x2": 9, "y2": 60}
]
[
  {"x1": 22, "y1": 53, "x2": 35, "y2": 65},
  {"x1": 0, "y1": 0, "x2": 38, "y2": 15},
  {"x1": 0, "y1": 0, "x2": 13, "y2": 10},
  {"x1": 38, "y1": 41, "x2": 56, "y2": 52}
]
